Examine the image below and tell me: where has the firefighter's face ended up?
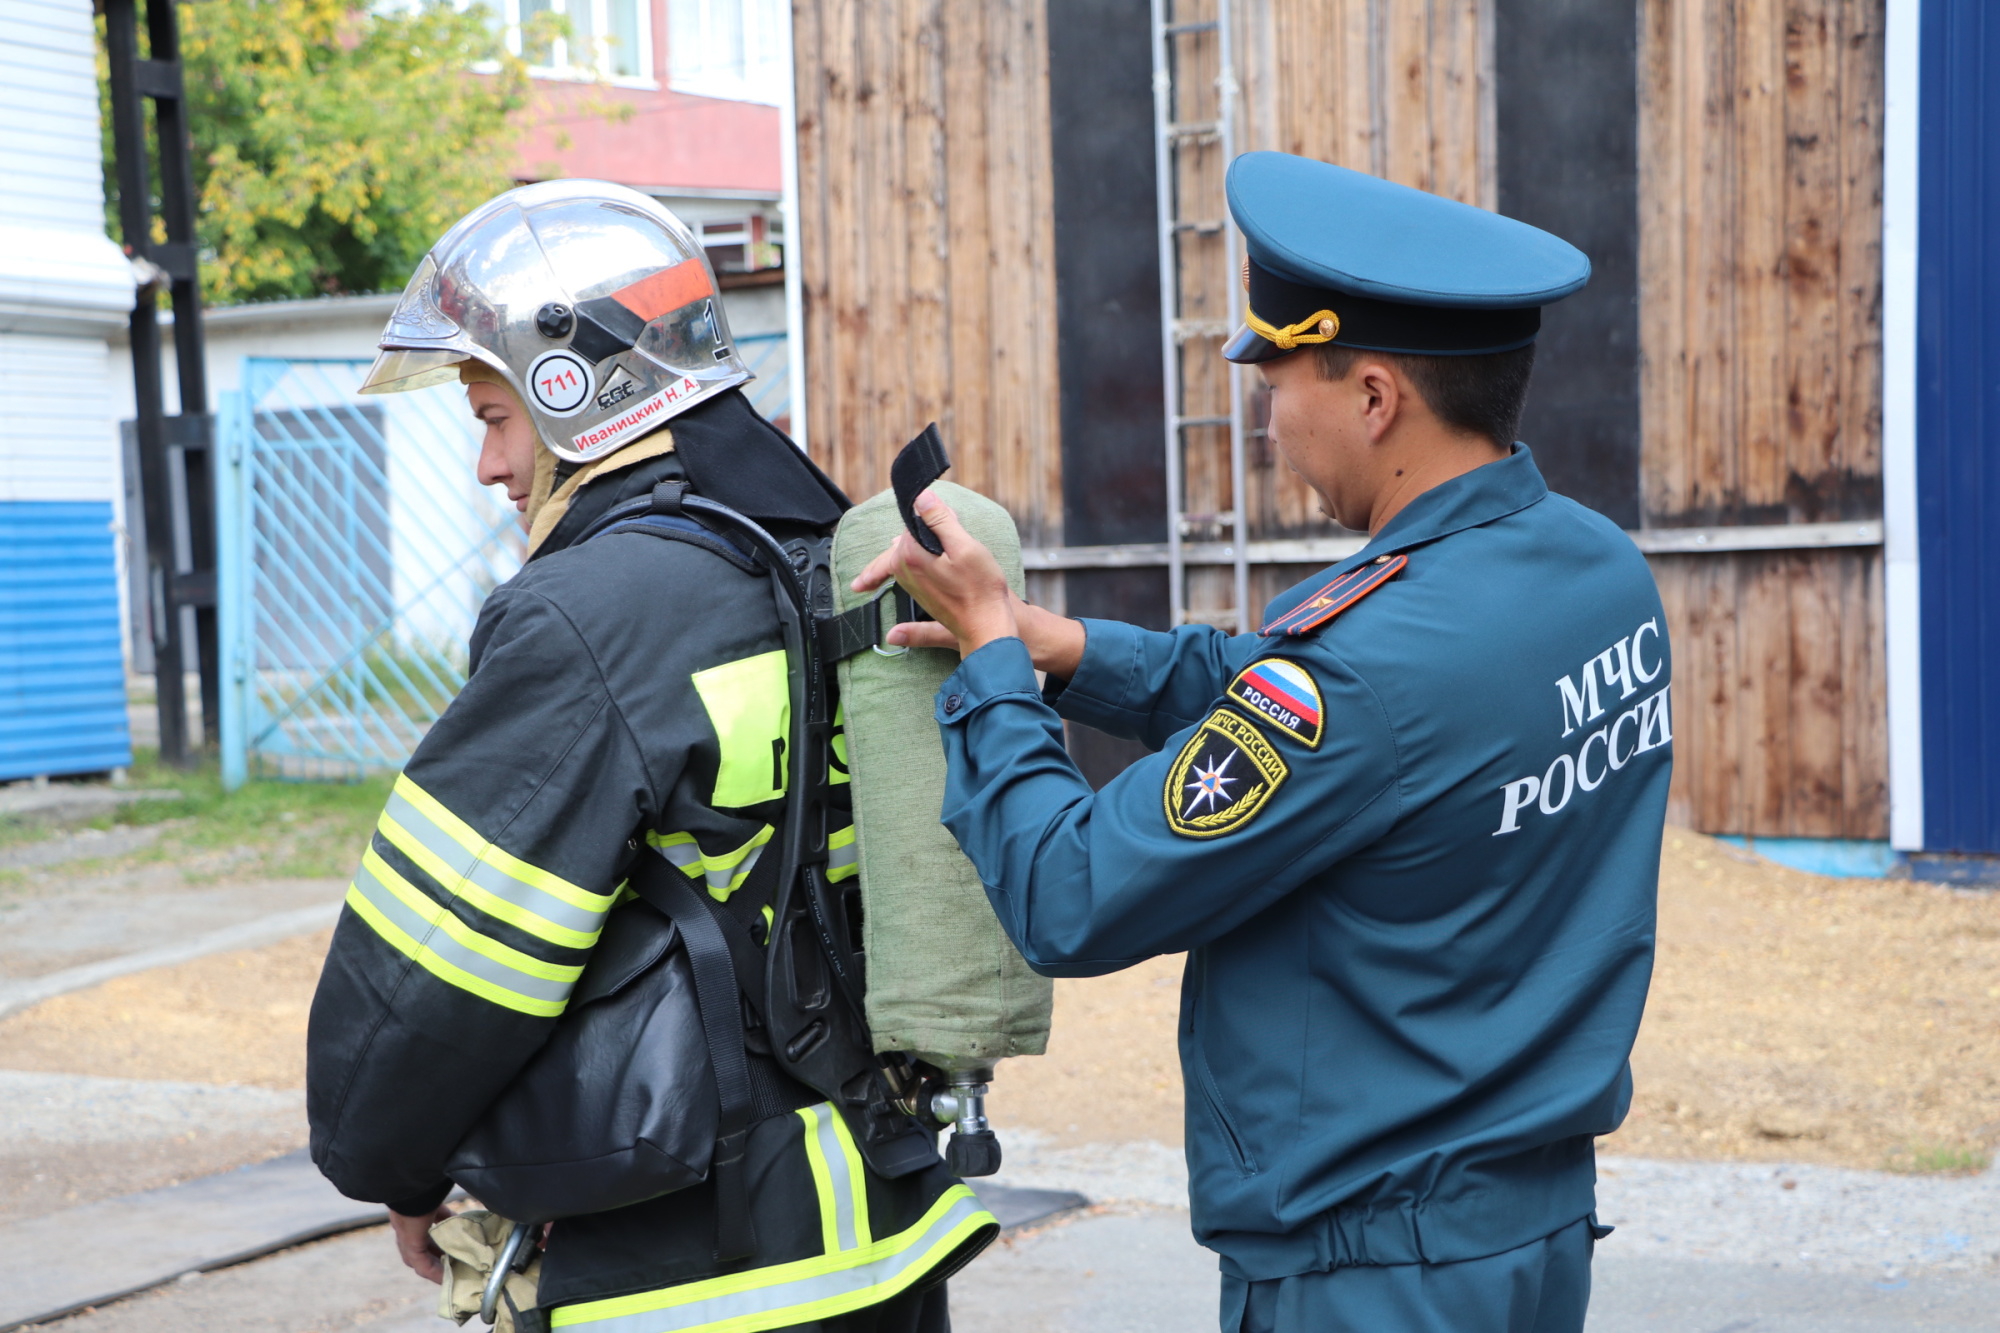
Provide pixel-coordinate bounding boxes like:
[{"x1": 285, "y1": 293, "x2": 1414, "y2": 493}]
[{"x1": 468, "y1": 380, "x2": 539, "y2": 513}]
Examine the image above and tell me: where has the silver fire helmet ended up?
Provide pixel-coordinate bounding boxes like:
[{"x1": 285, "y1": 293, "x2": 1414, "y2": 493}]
[{"x1": 358, "y1": 180, "x2": 751, "y2": 465}]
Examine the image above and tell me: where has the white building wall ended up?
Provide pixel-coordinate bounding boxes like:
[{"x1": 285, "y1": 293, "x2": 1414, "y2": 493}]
[
  {"x1": 0, "y1": 333, "x2": 124, "y2": 502},
  {"x1": 0, "y1": 0, "x2": 139, "y2": 773},
  {"x1": 0, "y1": 0, "x2": 137, "y2": 506}
]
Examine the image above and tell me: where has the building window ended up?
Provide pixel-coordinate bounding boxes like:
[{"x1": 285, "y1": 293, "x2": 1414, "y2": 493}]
[
  {"x1": 490, "y1": 0, "x2": 651, "y2": 83},
  {"x1": 667, "y1": 0, "x2": 787, "y2": 105},
  {"x1": 699, "y1": 214, "x2": 782, "y2": 274}
]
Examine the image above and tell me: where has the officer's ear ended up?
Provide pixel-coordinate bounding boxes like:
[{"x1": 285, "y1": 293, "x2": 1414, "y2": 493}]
[{"x1": 1353, "y1": 359, "x2": 1407, "y2": 443}]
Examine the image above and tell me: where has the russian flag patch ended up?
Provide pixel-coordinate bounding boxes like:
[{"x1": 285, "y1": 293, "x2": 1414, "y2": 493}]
[{"x1": 1227, "y1": 657, "x2": 1325, "y2": 748}]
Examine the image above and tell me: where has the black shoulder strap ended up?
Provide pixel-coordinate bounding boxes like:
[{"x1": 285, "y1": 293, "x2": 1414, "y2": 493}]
[
  {"x1": 596, "y1": 480, "x2": 941, "y2": 1182},
  {"x1": 628, "y1": 868, "x2": 758, "y2": 1264}
]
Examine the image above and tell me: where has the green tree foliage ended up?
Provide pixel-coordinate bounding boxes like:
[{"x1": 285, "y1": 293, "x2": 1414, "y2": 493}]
[{"x1": 105, "y1": 1, "x2": 531, "y2": 305}]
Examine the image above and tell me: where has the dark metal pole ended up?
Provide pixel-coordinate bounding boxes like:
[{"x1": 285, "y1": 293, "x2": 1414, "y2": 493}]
[
  {"x1": 147, "y1": 0, "x2": 220, "y2": 748},
  {"x1": 104, "y1": 0, "x2": 190, "y2": 767},
  {"x1": 106, "y1": 0, "x2": 220, "y2": 764}
]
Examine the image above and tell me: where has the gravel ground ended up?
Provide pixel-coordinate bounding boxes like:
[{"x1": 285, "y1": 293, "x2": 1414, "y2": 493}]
[
  {"x1": 0, "y1": 1071, "x2": 306, "y2": 1226},
  {"x1": 991, "y1": 1134, "x2": 2000, "y2": 1277},
  {"x1": 0, "y1": 825, "x2": 162, "y2": 872},
  {"x1": 0, "y1": 1071, "x2": 303, "y2": 1146},
  {"x1": 986, "y1": 1130, "x2": 1189, "y2": 1209},
  {"x1": 0, "y1": 873, "x2": 341, "y2": 984},
  {"x1": 0, "y1": 932, "x2": 331, "y2": 1089},
  {"x1": 1621, "y1": 830, "x2": 2000, "y2": 1170},
  {"x1": 1595, "y1": 1155, "x2": 2000, "y2": 1276},
  {"x1": 27, "y1": 1226, "x2": 430, "y2": 1333},
  {"x1": 8, "y1": 817, "x2": 2000, "y2": 1328}
]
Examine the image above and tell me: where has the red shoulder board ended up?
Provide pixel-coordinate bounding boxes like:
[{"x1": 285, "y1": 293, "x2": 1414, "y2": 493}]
[{"x1": 1260, "y1": 553, "x2": 1408, "y2": 637}]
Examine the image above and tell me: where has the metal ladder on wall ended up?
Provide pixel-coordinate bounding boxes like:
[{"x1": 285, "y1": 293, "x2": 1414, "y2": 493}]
[{"x1": 1151, "y1": 0, "x2": 1250, "y2": 632}]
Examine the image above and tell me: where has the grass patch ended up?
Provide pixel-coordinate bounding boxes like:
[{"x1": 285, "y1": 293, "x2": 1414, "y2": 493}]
[
  {"x1": 1883, "y1": 1142, "x2": 1991, "y2": 1176},
  {"x1": 36, "y1": 749, "x2": 393, "y2": 880}
]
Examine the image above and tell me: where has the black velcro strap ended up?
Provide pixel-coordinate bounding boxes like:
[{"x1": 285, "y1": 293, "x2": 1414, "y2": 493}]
[
  {"x1": 631, "y1": 871, "x2": 758, "y2": 1263},
  {"x1": 890, "y1": 424, "x2": 951, "y2": 556},
  {"x1": 816, "y1": 595, "x2": 886, "y2": 663},
  {"x1": 816, "y1": 587, "x2": 936, "y2": 664}
]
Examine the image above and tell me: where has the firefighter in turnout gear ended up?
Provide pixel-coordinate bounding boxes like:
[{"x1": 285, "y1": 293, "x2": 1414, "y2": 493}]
[{"x1": 307, "y1": 181, "x2": 995, "y2": 1333}]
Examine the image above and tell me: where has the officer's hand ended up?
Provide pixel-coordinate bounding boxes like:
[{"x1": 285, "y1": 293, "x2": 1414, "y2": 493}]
[
  {"x1": 389, "y1": 1204, "x2": 454, "y2": 1284},
  {"x1": 852, "y1": 490, "x2": 1018, "y2": 657}
]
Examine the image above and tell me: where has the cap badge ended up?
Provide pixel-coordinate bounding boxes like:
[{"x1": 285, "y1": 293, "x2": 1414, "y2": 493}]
[{"x1": 1245, "y1": 305, "x2": 1341, "y2": 351}]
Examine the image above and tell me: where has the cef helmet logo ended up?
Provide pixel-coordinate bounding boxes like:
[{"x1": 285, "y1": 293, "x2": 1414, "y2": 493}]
[{"x1": 526, "y1": 349, "x2": 594, "y2": 417}]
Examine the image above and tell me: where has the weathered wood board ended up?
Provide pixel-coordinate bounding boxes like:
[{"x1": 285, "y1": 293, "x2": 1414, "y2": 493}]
[
  {"x1": 1638, "y1": 0, "x2": 1885, "y2": 526},
  {"x1": 1636, "y1": 0, "x2": 1887, "y2": 837},
  {"x1": 1649, "y1": 548, "x2": 1887, "y2": 839},
  {"x1": 792, "y1": 0, "x2": 1064, "y2": 547}
]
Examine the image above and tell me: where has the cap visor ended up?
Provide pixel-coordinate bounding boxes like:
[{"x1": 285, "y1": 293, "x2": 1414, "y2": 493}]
[
  {"x1": 1221, "y1": 326, "x2": 1293, "y2": 365},
  {"x1": 357, "y1": 348, "x2": 467, "y2": 395}
]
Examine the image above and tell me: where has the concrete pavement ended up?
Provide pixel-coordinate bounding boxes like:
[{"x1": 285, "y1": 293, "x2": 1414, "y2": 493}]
[{"x1": 25, "y1": 1202, "x2": 2000, "y2": 1332}]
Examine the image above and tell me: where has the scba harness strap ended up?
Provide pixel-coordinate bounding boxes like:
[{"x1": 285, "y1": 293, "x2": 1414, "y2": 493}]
[
  {"x1": 625, "y1": 869, "x2": 758, "y2": 1262},
  {"x1": 580, "y1": 483, "x2": 940, "y2": 1189}
]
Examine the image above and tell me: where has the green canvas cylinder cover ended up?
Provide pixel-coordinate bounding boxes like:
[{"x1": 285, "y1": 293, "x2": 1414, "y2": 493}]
[{"x1": 830, "y1": 482, "x2": 1053, "y2": 1070}]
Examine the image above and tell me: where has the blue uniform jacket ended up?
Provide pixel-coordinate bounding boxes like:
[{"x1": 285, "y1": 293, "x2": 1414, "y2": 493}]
[{"x1": 933, "y1": 446, "x2": 1669, "y2": 1281}]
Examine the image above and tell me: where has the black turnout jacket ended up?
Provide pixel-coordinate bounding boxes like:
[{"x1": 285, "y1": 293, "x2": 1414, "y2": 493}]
[{"x1": 306, "y1": 391, "x2": 992, "y2": 1320}]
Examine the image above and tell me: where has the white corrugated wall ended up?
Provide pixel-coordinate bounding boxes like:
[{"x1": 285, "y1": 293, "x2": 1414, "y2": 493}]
[
  {"x1": 0, "y1": 0, "x2": 139, "y2": 777},
  {"x1": 0, "y1": 0, "x2": 134, "y2": 506}
]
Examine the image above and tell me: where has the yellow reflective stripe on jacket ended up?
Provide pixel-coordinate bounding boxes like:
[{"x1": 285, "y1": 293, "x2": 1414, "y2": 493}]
[
  {"x1": 691, "y1": 650, "x2": 791, "y2": 808},
  {"x1": 825, "y1": 823, "x2": 858, "y2": 885},
  {"x1": 379, "y1": 776, "x2": 613, "y2": 950},
  {"x1": 796, "y1": 1103, "x2": 869, "y2": 1254},
  {"x1": 345, "y1": 853, "x2": 577, "y2": 1019},
  {"x1": 647, "y1": 825, "x2": 773, "y2": 902},
  {"x1": 549, "y1": 1184, "x2": 994, "y2": 1333},
  {"x1": 828, "y1": 702, "x2": 849, "y2": 788},
  {"x1": 358, "y1": 848, "x2": 585, "y2": 986}
]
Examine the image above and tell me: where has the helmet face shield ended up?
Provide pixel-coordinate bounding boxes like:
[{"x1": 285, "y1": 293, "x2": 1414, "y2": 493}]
[
  {"x1": 370, "y1": 182, "x2": 752, "y2": 463},
  {"x1": 356, "y1": 347, "x2": 469, "y2": 395}
]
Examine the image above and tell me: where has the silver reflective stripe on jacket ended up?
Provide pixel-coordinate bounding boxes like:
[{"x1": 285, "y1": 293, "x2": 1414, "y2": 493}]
[{"x1": 648, "y1": 826, "x2": 772, "y2": 902}]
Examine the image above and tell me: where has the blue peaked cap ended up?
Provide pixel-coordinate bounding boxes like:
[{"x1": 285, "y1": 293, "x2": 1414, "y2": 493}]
[{"x1": 1223, "y1": 152, "x2": 1591, "y2": 362}]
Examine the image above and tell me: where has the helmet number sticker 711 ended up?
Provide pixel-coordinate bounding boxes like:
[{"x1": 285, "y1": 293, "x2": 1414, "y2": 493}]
[
  {"x1": 527, "y1": 349, "x2": 594, "y2": 416},
  {"x1": 1163, "y1": 709, "x2": 1289, "y2": 839}
]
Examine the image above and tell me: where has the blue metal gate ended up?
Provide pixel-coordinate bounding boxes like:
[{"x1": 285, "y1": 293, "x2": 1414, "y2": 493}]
[{"x1": 216, "y1": 358, "x2": 525, "y2": 788}]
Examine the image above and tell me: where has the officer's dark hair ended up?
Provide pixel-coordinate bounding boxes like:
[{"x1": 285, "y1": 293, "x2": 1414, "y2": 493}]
[{"x1": 1313, "y1": 342, "x2": 1537, "y2": 448}]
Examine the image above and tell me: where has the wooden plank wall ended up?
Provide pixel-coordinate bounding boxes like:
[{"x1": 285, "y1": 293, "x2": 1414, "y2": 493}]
[
  {"x1": 792, "y1": 0, "x2": 1890, "y2": 839},
  {"x1": 791, "y1": 0, "x2": 1063, "y2": 547},
  {"x1": 1651, "y1": 549, "x2": 1886, "y2": 837},
  {"x1": 1233, "y1": 0, "x2": 1495, "y2": 543},
  {"x1": 1639, "y1": 0, "x2": 1887, "y2": 837}
]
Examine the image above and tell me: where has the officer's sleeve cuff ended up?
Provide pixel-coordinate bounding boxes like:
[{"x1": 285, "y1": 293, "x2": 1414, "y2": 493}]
[
  {"x1": 1048, "y1": 618, "x2": 1152, "y2": 732},
  {"x1": 937, "y1": 636, "x2": 1042, "y2": 724}
]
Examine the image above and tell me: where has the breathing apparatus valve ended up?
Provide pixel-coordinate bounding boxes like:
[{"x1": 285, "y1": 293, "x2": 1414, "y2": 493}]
[{"x1": 926, "y1": 1068, "x2": 1002, "y2": 1177}]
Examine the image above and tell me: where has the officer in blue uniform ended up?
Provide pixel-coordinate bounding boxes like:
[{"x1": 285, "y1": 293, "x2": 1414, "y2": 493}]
[{"x1": 854, "y1": 152, "x2": 1670, "y2": 1333}]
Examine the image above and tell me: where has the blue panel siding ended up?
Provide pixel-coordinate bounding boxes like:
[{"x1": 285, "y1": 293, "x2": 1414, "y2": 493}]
[
  {"x1": 1916, "y1": 0, "x2": 2000, "y2": 854},
  {"x1": 0, "y1": 501, "x2": 133, "y2": 779}
]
